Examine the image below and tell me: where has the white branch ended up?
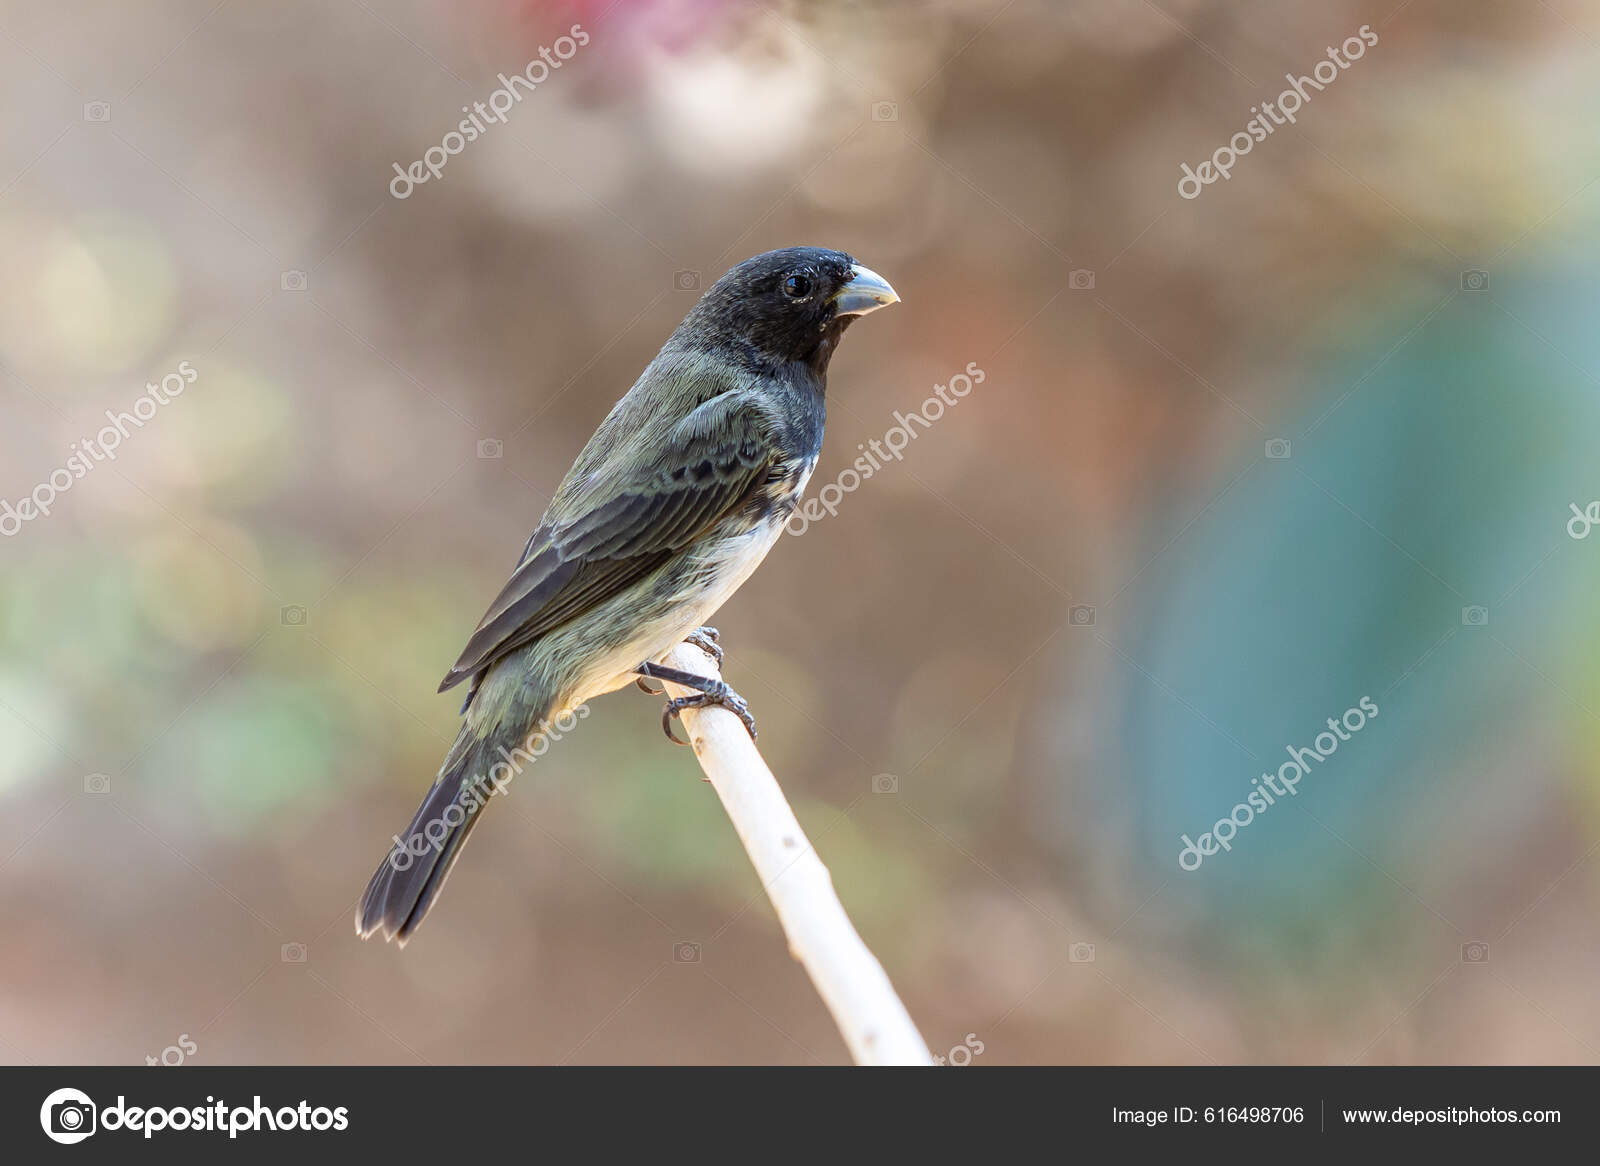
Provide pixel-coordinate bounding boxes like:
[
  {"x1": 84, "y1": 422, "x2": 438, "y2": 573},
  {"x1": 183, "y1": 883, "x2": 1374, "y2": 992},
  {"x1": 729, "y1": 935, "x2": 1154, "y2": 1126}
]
[{"x1": 660, "y1": 641, "x2": 933, "y2": 1066}]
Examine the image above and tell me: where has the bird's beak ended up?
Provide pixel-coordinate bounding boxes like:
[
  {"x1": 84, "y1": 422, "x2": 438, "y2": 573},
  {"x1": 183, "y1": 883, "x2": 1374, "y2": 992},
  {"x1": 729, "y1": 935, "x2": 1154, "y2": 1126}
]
[{"x1": 832, "y1": 264, "x2": 900, "y2": 317}]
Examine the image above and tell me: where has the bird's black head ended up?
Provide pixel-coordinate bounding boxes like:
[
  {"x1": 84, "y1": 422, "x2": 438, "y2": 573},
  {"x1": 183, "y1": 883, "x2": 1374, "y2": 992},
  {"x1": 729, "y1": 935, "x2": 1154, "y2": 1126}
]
[{"x1": 676, "y1": 246, "x2": 898, "y2": 376}]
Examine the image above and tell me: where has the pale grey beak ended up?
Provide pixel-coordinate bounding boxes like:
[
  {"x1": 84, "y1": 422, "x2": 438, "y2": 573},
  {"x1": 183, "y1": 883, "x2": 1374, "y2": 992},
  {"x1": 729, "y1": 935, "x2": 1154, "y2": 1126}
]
[{"x1": 832, "y1": 264, "x2": 900, "y2": 317}]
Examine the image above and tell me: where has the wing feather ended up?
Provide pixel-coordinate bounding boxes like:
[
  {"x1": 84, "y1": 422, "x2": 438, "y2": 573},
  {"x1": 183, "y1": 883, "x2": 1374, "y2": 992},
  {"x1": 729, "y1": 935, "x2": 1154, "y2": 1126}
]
[{"x1": 437, "y1": 391, "x2": 775, "y2": 694}]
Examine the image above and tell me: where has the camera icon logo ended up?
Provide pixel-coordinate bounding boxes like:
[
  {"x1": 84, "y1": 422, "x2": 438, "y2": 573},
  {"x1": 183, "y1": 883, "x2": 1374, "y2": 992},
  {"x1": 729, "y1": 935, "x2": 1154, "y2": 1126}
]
[
  {"x1": 1069, "y1": 604, "x2": 1096, "y2": 627},
  {"x1": 871, "y1": 100, "x2": 899, "y2": 122},
  {"x1": 1460, "y1": 269, "x2": 1489, "y2": 292},
  {"x1": 1461, "y1": 941, "x2": 1490, "y2": 963},
  {"x1": 280, "y1": 605, "x2": 307, "y2": 627},
  {"x1": 672, "y1": 941, "x2": 701, "y2": 964},
  {"x1": 1069, "y1": 942, "x2": 1096, "y2": 963},
  {"x1": 83, "y1": 772, "x2": 111, "y2": 795},
  {"x1": 40, "y1": 1087, "x2": 97, "y2": 1144},
  {"x1": 476, "y1": 438, "x2": 503, "y2": 459},
  {"x1": 1461, "y1": 605, "x2": 1489, "y2": 626},
  {"x1": 1265, "y1": 438, "x2": 1292, "y2": 459},
  {"x1": 1068, "y1": 268, "x2": 1096, "y2": 291},
  {"x1": 281, "y1": 942, "x2": 307, "y2": 963},
  {"x1": 82, "y1": 101, "x2": 111, "y2": 123},
  {"x1": 280, "y1": 270, "x2": 307, "y2": 291},
  {"x1": 871, "y1": 773, "x2": 898, "y2": 794},
  {"x1": 673, "y1": 270, "x2": 701, "y2": 292}
]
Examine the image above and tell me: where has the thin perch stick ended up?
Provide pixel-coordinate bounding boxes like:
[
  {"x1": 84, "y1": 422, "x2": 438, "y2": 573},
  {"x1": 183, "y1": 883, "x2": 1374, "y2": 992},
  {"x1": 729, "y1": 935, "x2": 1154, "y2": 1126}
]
[{"x1": 660, "y1": 641, "x2": 933, "y2": 1066}]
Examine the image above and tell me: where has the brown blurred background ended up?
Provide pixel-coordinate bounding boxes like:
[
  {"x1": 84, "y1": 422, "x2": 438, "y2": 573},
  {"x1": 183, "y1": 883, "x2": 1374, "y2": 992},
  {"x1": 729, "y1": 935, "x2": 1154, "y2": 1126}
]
[{"x1": 3, "y1": 0, "x2": 1600, "y2": 1064}]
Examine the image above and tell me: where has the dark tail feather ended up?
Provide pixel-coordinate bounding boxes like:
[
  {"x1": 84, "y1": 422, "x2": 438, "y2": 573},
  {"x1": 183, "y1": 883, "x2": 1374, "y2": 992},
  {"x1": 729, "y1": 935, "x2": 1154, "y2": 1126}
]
[{"x1": 356, "y1": 728, "x2": 496, "y2": 946}]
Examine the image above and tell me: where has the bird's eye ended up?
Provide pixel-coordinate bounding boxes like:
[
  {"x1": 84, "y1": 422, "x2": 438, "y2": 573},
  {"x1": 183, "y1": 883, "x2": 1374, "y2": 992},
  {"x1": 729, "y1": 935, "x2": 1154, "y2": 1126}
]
[{"x1": 782, "y1": 274, "x2": 812, "y2": 298}]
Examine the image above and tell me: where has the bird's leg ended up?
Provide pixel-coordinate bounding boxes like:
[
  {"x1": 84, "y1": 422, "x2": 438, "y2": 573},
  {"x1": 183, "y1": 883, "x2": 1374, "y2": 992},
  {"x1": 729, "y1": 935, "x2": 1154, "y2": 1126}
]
[
  {"x1": 636, "y1": 627, "x2": 721, "y2": 695},
  {"x1": 634, "y1": 660, "x2": 757, "y2": 745}
]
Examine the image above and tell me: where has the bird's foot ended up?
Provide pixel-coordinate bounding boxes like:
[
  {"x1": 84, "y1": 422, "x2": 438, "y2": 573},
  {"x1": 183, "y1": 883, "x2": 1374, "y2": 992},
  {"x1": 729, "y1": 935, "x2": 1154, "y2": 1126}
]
[
  {"x1": 634, "y1": 659, "x2": 757, "y2": 745},
  {"x1": 684, "y1": 626, "x2": 722, "y2": 665},
  {"x1": 662, "y1": 685, "x2": 756, "y2": 745}
]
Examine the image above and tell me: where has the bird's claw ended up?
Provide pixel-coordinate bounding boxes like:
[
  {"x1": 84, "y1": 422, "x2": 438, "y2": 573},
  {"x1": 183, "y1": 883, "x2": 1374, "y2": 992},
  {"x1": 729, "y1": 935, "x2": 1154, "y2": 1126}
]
[
  {"x1": 661, "y1": 683, "x2": 757, "y2": 746},
  {"x1": 636, "y1": 676, "x2": 664, "y2": 696},
  {"x1": 636, "y1": 641, "x2": 753, "y2": 745},
  {"x1": 684, "y1": 626, "x2": 722, "y2": 665},
  {"x1": 662, "y1": 703, "x2": 690, "y2": 746}
]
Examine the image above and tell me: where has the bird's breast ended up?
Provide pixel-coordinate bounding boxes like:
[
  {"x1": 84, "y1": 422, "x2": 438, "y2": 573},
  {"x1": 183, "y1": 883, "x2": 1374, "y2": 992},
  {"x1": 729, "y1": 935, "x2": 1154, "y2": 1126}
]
[{"x1": 690, "y1": 453, "x2": 815, "y2": 611}]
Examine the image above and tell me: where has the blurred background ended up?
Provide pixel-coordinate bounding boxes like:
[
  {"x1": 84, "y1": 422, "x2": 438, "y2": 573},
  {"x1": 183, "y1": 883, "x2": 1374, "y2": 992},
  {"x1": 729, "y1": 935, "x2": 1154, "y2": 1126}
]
[{"x1": 2, "y1": 0, "x2": 1598, "y2": 1064}]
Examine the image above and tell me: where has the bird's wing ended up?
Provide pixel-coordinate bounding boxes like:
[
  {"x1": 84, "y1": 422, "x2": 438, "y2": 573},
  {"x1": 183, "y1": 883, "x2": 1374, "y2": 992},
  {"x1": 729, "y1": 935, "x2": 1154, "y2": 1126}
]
[{"x1": 438, "y1": 391, "x2": 776, "y2": 693}]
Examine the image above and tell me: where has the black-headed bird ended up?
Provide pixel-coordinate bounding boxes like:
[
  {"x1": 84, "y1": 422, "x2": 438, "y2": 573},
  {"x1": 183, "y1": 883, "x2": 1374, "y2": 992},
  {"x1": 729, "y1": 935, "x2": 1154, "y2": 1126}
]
[{"x1": 357, "y1": 247, "x2": 898, "y2": 944}]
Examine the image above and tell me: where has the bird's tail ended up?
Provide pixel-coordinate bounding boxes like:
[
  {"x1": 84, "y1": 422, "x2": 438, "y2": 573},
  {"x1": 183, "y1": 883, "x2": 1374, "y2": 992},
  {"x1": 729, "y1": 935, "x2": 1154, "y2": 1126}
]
[{"x1": 356, "y1": 722, "x2": 521, "y2": 945}]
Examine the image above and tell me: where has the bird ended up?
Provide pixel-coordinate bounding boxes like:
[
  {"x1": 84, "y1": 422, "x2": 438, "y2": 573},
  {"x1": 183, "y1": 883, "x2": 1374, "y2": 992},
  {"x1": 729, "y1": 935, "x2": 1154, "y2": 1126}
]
[{"x1": 356, "y1": 246, "x2": 899, "y2": 945}]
